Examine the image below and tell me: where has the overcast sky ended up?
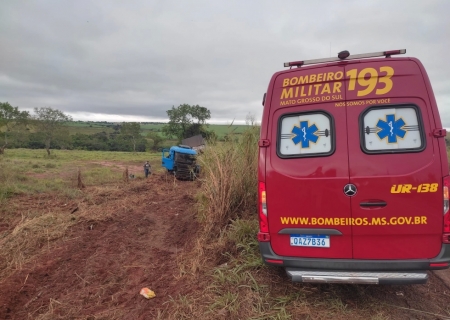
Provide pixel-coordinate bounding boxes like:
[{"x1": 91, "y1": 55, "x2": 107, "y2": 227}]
[{"x1": 1, "y1": 0, "x2": 449, "y2": 125}]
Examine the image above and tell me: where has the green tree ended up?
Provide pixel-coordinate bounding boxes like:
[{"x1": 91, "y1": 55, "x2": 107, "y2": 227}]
[
  {"x1": 55, "y1": 128, "x2": 72, "y2": 150},
  {"x1": 0, "y1": 102, "x2": 30, "y2": 154},
  {"x1": 162, "y1": 104, "x2": 211, "y2": 141},
  {"x1": 121, "y1": 122, "x2": 141, "y2": 152},
  {"x1": 33, "y1": 107, "x2": 72, "y2": 155},
  {"x1": 146, "y1": 131, "x2": 164, "y2": 150}
]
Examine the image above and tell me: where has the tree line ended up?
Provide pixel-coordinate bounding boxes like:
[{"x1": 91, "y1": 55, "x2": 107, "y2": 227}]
[{"x1": 0, "y1": 102, "x2": 215, "y2": 154}]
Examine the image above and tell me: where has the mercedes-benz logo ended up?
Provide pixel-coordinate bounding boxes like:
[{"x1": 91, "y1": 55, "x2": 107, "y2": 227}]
[{"x1": 343, "y1": 184, "x2": 357, "y2": 197}]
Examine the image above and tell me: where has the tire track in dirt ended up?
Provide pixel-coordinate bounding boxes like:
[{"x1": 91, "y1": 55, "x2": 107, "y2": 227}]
[{"x1": 0, "y1": 174, "x2": 201, "y2": 319}]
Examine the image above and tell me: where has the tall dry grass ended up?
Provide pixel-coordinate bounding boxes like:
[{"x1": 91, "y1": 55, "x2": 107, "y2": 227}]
[
  {"x1": 197, "y1": 125, "x2": 259, "y2": 237},
  {"x1": 183, "y1": 126, "x2": 259, "y2": 274}
]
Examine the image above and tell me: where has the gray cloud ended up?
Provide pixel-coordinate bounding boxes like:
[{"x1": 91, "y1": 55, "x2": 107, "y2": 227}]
[{"x1": 0, "y1": 0, "x2": 449, "y2": 124}]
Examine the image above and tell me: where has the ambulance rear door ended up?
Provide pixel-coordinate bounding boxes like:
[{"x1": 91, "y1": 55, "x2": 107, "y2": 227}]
[
  {"x1": 344, "y1": 59, "x2": 443, "y2": 259},
  {"x1": 266, "y1": 65, "x2": 353, "y2": 259}
]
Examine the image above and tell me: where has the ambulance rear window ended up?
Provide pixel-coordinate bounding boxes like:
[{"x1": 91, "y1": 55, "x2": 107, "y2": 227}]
[
  {"x1": 361, "y1": 105, "x2": 425, "y2": 153},
  {"x1": 278, "y1": 111, "x2": 334, "y2": 158}
]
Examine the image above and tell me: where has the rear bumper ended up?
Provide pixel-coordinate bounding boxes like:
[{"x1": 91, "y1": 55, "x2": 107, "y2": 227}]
[
  {"x1": 259, "y1": 242, "x2": 450, "y2": 284},
  {"x1": 285, "y1": 269, "x2": 428, "y2": 284}
]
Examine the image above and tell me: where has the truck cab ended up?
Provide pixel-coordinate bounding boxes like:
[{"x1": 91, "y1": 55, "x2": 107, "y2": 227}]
[{"x1": 162, "y1": 145, "x2": 200, "y2": 180}]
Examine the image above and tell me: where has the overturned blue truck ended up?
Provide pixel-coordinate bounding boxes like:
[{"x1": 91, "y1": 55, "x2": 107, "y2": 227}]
[{"x1": 161, "y1": 145, "x2": 200, "y2": 180}]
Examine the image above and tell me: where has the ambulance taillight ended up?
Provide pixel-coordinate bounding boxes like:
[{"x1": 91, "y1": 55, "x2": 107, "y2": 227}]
[
  {"x1": 443, "y1": 176, "x2": 450, "y2": 243},
  {"x1": 258, "y1": 181, "x2": 270, "y2": 242}
]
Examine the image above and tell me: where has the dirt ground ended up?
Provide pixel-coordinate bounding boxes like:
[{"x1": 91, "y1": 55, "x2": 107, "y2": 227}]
[
  {"x1": 0, "y1": 173, "x2": 201, "y2": 319},
  {"x1": 1, "y1": 172, "x2": 450, "y2": 319}
]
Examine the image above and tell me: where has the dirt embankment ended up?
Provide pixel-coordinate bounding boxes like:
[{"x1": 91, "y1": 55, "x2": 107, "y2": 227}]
[{"x1": 0, "y1": 174, "x2": 201, "y2": 319}]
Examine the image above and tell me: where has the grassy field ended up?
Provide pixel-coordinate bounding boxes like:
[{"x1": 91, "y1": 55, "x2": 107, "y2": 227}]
[
  {"x1": 1, "y1": 148, "x2": 159, "y2": 161},
  {"x1": 0, "y1": 148, "x2": 162, "y2": 203},
  {"x1": 65, "y1": 121, "x2": 250, "y2": 138}
]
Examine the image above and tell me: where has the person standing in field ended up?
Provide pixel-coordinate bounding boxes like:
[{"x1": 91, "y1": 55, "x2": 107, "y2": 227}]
[{"x1": 143, "y1": 161, "x2": 151, "y2": 178}]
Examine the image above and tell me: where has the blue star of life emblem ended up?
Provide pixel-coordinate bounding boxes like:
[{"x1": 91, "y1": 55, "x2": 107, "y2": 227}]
[
  {"x1": 291, "y1": 121, "x2": 319, "y2": 148},
  {"x1": 376, "y1": 114, "x2": 406, "y2": 143}
]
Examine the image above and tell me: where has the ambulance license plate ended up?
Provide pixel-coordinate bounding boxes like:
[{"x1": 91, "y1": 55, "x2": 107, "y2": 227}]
[{"x1": 290, "y1": 234, "x2": 330, "y2": 248}]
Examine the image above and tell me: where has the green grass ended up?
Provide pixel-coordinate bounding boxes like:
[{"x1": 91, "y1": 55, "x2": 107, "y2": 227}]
[
  {"x1": 66, "y1": 121, "x2": 112, "y2": 127},
  {"x1": 139, "y1": 123, "x2": 167, "y2": 130},
  {"x1": 0, "y1": 148, "x2": 162, "y2": 203},
  {"x1": 66, "y1": 126, "x2": 115, "y2": 135},
  {"x1": 207, "y1": 124, "x2": 249, "y2": 137},
  {"x1": 2, "y1": 148, "x2": 160, "y2": 161},
  {"x1": 63, "y1": 121, "x2": 252, "y2": 139},
  {"x1": 204, "y1": 219, "x2": 296, "y2": 319}
]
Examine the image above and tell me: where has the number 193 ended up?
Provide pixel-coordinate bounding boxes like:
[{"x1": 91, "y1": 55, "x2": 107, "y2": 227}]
[{"x1": 346, "y1": 66, "x2": 394, "y2": 97}]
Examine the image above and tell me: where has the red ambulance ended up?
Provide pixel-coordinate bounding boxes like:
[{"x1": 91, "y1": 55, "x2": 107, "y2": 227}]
[{"x1": 258, "y1": 50, "x2": 450, "y2": 284}]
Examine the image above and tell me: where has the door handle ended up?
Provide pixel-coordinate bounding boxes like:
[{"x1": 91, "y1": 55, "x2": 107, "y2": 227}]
[{"x1": 360, "y1": 201, "x2": 387, "y2": 207}]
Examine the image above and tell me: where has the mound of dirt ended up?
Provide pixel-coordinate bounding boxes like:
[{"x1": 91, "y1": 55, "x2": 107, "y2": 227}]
[{"x1": 0, "y1": 173, "x2": 201, "y2": 319}]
